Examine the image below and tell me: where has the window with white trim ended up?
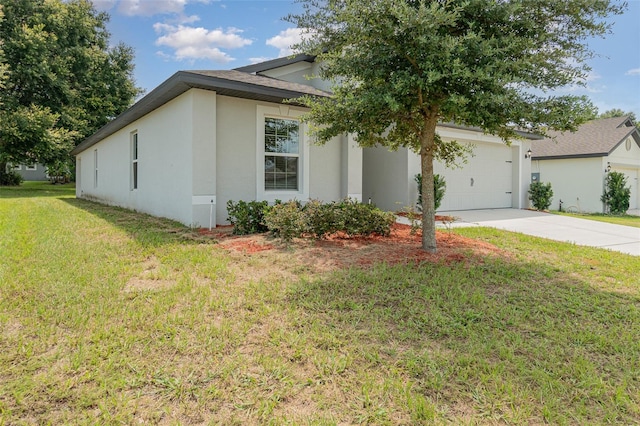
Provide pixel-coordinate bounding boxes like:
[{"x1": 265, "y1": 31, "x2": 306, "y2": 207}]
[
  {"x1": 26, "y1": 164, "x2": 36, "y2": 171},
  {"x1": 12, "y1": 164, "x2": 22, "y2": 170},
  {"x1": 264, "y1": 117, "x2": 299, "y2": 190},
  {"x1": 131, "y1": 132, "x2": 138, "y2": 190},
  {"x1": 94, "y1": 149, "x2": 98, "y2": 188},
  {"x1": 256, "y1": 105, "x2": 309, "y2": 203}
]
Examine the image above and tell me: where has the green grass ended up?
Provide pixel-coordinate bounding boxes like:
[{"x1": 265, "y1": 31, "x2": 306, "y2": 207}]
[
  {"x1": 552, "y1": 210, "x2": 640, "y2": 228},
  {"x1": 1, "y1": 182, "x2": 639, "y2": 424}
]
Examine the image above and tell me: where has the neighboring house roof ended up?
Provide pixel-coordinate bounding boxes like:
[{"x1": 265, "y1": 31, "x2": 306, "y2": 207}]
[
  {"x1": 532, "y1": 116, "x2": 640, "y2": 160},
  {"x1": 234, "y1": 54, "x2": 317, "y2": 74},
  {"x1": 71, "y1": 69, "x2": 330, "y2": 156}
]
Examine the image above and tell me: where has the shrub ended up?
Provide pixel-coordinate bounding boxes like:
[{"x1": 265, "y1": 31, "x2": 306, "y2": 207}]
[
  {"x1": 226, "y1": 200, "x2": 270, "y2": 235},
  {"x1": 415, "y1": 173, "x2": 446, "y2": 211},
  {"x1": 303, "y1": 199, "x2": 339, "y2": 238},
  {"x1": 601, "y1": 171, "x2": 631, "y2": 215},
  {"x1": 0, "y1": 169, "x2": 24, "y2": 186},
  {"x1": 263, "y1": 200, "x2": 306, "y2": 241},
  {"x1": 333, "y1": 198, "x2": 395, "y2": 237},
  {"x1": 263, "y1": 198, "x2": 395, "y2": 241},
  {"x1": 528, "y1": 182, "x2": 553, "y2": 211}
]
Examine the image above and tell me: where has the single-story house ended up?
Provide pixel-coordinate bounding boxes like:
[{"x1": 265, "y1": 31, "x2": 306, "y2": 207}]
[
  {"x1": 71, "y1": 54, "x2": 538, "y2": 227},
  {"x1": 5, "y1": 163, "x2": 49, "y2": 181},
  {"x1": 531, "y1": 116, "x2": 640, "y2": 212},
  {"x1": 238, "y1": 56, "x2": 539, "y2": 213}
]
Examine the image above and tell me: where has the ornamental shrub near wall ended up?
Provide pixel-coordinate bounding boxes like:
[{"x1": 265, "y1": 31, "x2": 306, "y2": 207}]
[
  {"x1": 259, "y1": 198, "x2": 395, "y2": 241},
  {"x1": 601, "y1": 171, "x2": 631, "y2": 215},
  {"x1": 226, "y1": 200, "x2": 270, "y2": 235},
  {"x1": 528, "y1": 182, "x2": 553, "y2": 211}
]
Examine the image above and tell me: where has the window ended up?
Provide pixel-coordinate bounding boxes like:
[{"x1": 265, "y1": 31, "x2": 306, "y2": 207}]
[
  {"x1": 12, "y1": 164, "x2": 22, "y2": 170},
  {"x1": 26, "y1": 164, "x2": 37, "y2": 171},
  {"x1": 256, "y1": 105, "x2": 309, "y2": 202},
  {"x1": 131, "y1": 132, "x2": 138, "y2": 190},
  {"x1": 94, "y1": 149, "x2": 98, "y2": 188},
  {"x1": 264, "y1": 118, "x2": 299, "y2": 190}
]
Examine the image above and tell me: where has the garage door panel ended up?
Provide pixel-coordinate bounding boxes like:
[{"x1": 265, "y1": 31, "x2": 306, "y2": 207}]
[{"x1": 435, "y1": 142, "x2": 513, "y2": 211}]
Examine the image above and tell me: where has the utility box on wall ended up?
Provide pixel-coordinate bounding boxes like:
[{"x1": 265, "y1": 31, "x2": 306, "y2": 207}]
[{"x1": 531, "y1": 173, "x2": 540, "y2": 183}]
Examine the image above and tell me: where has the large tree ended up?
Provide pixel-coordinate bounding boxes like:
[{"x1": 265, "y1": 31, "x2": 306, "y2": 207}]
[
  {"x1": 288, "y1": 0, "x2": 624, "y2": 251},
  {"x1": 0, "y1": 0, "x2": 140, "y2": 174}
]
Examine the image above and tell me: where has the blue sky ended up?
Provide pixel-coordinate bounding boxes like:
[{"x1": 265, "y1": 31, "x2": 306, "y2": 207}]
[{"x1": 94, "y1": 0, "x2": 640, "y2": 118}]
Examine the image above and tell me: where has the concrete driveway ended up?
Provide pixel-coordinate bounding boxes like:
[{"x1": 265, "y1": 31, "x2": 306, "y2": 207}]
[{"x1": 436, "y1": 209, "x2": 640, "y2": 256}]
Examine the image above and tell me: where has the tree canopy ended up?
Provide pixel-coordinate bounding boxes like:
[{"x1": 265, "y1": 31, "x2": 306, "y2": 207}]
[
  {"x1": 287, "y1": 0, "x2": 625, "y2": 251},
  {"x1": 0, "y1": 0, "x2": 140, "y2": 170},
  {"x1": 598, "y1": 108, "x2": 637, "y2": 125}
]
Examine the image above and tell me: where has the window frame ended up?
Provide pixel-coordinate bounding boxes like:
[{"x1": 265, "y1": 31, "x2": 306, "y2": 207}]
[
  {"x1": 25, "y1": 164, "x2": 37, "y2": 171},
  {"x1": 12, "y1": 164, "x2": 22, "y2": 170},
  {"x1": 256, "y1": 105, "x2": 309, "y2": 203},
  {"x1": 131, "y1": 131, "x2": 138, "y2": 190},
  {"x1": 94, "y1": 149, "x2": 98, "y2": 188}
]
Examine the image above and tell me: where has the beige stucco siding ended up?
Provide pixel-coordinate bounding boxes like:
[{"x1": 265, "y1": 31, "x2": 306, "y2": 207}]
[
  {"x1": 215, "y1": 96, "x2": 258, "y2": 223},
  {"x1": 533, "y1": 157, "x2": 604, "y2": 212},
  {"x1": 76, "y1": 90, "x2": 195, "y2": 225}
]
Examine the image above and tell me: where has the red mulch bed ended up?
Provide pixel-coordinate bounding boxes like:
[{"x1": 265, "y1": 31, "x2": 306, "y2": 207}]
[{"x1": 198, "y1": 223, "x2": 506, "y2": 270}]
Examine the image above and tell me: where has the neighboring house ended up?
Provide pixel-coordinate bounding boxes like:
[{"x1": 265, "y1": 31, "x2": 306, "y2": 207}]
[
  {"x1": 71, "y1": 54, "x2": 538, "y2": 227},
  {"x1": 7, "y1": 163, "x2": 49, "y2": 181},
  {"x1": 532, "y1": 116, "x2": 640, "y2": 213}
]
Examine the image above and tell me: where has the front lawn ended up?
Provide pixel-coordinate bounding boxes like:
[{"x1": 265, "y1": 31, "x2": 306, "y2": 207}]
[
  {"x1": 552, "y1": 210, "x2": 640, "y2": 228},
  {"x1": 1, "y1": 182, "x2": 639, "y2": 424}
]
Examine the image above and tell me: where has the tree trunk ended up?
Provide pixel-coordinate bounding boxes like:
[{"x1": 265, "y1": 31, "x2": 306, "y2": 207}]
[{"x1": 420, "y1": 113, "x2": 439, "y2": 252}]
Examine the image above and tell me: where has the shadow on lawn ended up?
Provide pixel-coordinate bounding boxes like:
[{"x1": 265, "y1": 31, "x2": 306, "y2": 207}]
[
  {"x1": 284, "y1": 258, "x2": 640, "y2": 423},
  {"x1": 60, "y1": 197, "x2": 218, "y2": 246}
]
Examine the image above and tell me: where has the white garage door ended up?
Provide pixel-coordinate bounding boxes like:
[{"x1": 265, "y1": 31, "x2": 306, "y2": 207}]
[
  {"x1": 435, "y1": 142, "x2": 513, "y2": 211},
  {"x1": 612, "y1": 167, "x2": 639, "y2": 210}
]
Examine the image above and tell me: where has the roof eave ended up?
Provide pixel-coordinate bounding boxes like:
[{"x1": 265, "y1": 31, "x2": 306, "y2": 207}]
[
  {"x1": 532, "y1": 152, "x2": 608, "y2": 160},
  {"x1": 71, "y1": 71, "x2": 323, "y2": 156}
]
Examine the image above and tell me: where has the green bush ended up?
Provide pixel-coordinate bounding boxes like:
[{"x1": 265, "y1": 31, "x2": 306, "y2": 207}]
[
  {"x1": 601, "y1": 171, "x2": 631, "y2": 215},
  {"x1": 528, "y1": 182, "x2": 553, "y2": 211},
  {"x1": 226, "y1": 200, "x2": 270, "y2": 235},
  {"x1": 262, "y1": 198, "x2": 395, "y2": 241},
  {"x1": 334, "y1": 198, "x2": 395, "y2": 237},
  {"x1": 415, "y1": 173, "x2": 446, "y2": 211},
  {"x1": 263, "y1": 200, "x2": 307, "y2": 241},
  {"x1": 0, "y1": 169, "x2": 24, "y2": 186},
  {"x1": 303, "y1": 199, "x2": 339, "y2": 238}
]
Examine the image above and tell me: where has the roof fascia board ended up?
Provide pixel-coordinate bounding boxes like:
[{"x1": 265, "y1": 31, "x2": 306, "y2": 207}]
[
  {"x1": 532, "y1": 152, "x2": 607, "y2": 160},
  {"x1": 234, "y1": 54, "x2": 316, "y2": 74}
]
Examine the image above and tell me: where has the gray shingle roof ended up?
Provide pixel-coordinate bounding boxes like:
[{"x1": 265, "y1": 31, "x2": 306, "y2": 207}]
[{"x1": 532, "y1": 116, "x2": 640, "y2": 160}]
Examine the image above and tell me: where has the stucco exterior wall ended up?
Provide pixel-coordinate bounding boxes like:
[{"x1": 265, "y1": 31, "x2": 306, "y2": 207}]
[
  {"x1": 215, "y1": 95, "x2": 259, "y2": 223},
  {"x1": 76, "y1": 90, "x2": 196, "y2": 225},
  {"x1": 609, "y1": 136, "x2": 640, "y2": 209},
  {"x1": 215, "y1": 95, "x2": 351, "y2": 225},
  {"x1": 363, "y1": 146, "x2": 411, "y2": 211},
  {"x1": 533, "y1": 157, "x2": 604, "y2": 212}
]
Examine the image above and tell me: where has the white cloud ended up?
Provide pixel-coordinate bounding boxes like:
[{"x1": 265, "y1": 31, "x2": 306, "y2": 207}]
[
  {"x1": 249, "y1": 57, "x2": 273, "y2": 65},
  {"x1": 154, "y1": 23, "x2": 252, "y2": 63},
  {"x1": 625, "y1": 68, "x2": 640, "y2": 76},
  {"x1": 92, "y1": 0, "x2": 212, "y2": 17},
  {"x1": 266, "y1": 28, "x2": 304, "y2": 57},
  {"x1": 118, "y1": 0, "x2": 187, "y2": 16}
]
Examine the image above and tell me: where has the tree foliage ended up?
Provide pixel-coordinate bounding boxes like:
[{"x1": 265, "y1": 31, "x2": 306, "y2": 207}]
[
  {"x1": 598, "y1": 108, "x2": 637, "y2": 126},
  {"x1": 0, "y1": 0, "x2": 140, "y2": 170},
  {"x1": 287, "y1": 0, "x2": 624, "y2": 251}
]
